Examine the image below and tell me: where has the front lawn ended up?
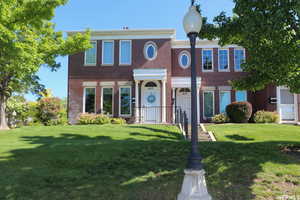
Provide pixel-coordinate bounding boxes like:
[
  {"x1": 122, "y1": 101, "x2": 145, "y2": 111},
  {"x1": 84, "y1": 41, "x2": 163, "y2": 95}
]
[
  {"x1": 206, "y1": 124, "x2": 300, "y2": 200},
  {"x1": 0, "y1": 124, "x2": 299, "y2": 200}
]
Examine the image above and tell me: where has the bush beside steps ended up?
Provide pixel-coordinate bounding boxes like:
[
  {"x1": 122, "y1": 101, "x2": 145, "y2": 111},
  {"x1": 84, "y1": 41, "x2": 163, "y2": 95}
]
[{"x1": 78, "y1": 114, "x2": 126, "y2": 125}]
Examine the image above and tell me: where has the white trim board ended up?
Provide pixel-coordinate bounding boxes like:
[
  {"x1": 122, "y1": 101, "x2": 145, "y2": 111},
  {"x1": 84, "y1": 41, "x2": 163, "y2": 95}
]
[{"x1": 133, "y1": 69, "x2": 167, "y2": 81}]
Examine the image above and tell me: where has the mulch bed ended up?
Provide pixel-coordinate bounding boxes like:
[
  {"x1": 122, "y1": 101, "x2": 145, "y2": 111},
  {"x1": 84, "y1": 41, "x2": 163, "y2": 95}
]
[{"x1": 281, "y1": 145, "x2": 300, "y2": 160}]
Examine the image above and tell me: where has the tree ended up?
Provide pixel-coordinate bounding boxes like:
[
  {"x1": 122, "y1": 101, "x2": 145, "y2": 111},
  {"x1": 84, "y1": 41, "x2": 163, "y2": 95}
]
[
  {"x1": 199, "y1": 0, "x2": 300, "y2": 93},
  {"x1": 0, "y1": 0, "x2": 91, "y2": 130}
]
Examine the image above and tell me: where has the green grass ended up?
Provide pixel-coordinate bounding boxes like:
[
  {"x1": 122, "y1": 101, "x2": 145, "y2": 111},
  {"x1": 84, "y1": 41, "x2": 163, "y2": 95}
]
[
  {"x1": 0, "y1": 124, "x2": 300, "y2": 200},
  {"x1": 206, "y1": 124, "x2": 300, "y2": 200}
]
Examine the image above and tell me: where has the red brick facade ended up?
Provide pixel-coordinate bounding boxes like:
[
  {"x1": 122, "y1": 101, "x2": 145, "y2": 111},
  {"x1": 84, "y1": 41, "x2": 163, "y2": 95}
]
[{"x1": 67, "y1": 30, "x2": 299, "y2": 124}]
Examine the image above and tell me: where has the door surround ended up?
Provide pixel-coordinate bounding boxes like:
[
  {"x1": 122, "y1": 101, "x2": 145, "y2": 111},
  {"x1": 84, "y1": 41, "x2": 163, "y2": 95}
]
[{"x1": 276, "y1": 86, "x2": 298, "y2": 123}]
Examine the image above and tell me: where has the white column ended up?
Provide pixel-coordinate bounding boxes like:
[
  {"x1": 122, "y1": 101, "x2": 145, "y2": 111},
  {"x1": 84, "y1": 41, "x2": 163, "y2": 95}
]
[
  {"x1": 162, "y1": 80, "x2": 167, "y2": 123},
  {"x1": 197, "y1": 87, "x2": 200, "y2": 124},
  {"x1": 172, "y1": 88, "x2": 176, "y2": 124},
  {"x1": 135, "y1": 80, "x2": 140, "y2": 123}
]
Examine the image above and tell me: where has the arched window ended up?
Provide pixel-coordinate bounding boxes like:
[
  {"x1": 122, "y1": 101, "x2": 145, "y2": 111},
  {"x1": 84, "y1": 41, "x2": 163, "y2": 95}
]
[
  {"x1": 179, "y1": 88, "x2": 191, "y2": 93},
  {"x1": 145, "y1": 81, "x2": 157, "y2": 87},
  {"x1": 144, "y1": 42, "x2": 158, "y2": 60},
  {"x1": 179, "y1": 51, "x2": 191, "y2": 69}
]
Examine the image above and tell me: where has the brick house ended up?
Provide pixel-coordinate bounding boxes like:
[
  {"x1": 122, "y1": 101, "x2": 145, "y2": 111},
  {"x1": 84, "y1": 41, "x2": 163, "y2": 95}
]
[{"x1": 67, "y1": 29, "x2": 300, "y2": 124}]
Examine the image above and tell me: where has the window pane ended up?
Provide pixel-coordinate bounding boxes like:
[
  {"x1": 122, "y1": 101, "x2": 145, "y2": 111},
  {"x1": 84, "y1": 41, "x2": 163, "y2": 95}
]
[
  {"x1": 236, "y1": 91, "x2": 247, "y2": 102},
  {"x1": 181, "y1": 54, "x2": 188, "y2": 66},
  {"x1": 85, "y1": 88, "x2": 95, "y2": 113},
  {"x1": 234, "y1": 50, "x2": 245, "y2": 70},
  {"x1": 219, "y1": 50, "x2": 228, "y2": 70},
  {"x1": 280, "y1": 89, "x2": 294, "y2": 104},
  {"x1": 204, "y1": 91, "x2": 214, "y2": 118},
  {"x1": 120, "y1": 41, "x2": 131, "y2": 64},
  {"x1": 120, "y1": 87, "x2": 131, "y2": 115},
  {"x1": 203, "y1": 50, "x2": 213, "y2": 70},
  {"x1": 103, "y1": 88, "x2": 113, "y2": 115},
  {"x1": 103, "y1": 41, "x2": 114, "y2": 64},
  {"x1": 220, "y1": 91, "x2": 231, "y2": 113},
  {"x1": 147, "y1": 45, "x2": 155, "y2": 58},
  {"x1": 85, "y1": 42, "x2": 96, "y2": 65}
]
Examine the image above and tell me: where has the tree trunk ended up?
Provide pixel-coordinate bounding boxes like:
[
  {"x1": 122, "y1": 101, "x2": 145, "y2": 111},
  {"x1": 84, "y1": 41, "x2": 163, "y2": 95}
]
[{"x1": 0, "y1": 95, "x2": 9, "y2": 130}]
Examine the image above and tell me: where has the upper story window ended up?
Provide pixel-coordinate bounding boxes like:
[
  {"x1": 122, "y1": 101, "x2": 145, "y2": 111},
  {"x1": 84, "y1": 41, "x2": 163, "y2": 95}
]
[
  {"x1": 234, "y1": 49, "x2": 245, "y2": 71},
  {"x1": 144, "y1": 41, "x2": 157, "y2": 61},
  {"x1": 179, "y1": 51, "x2": 191, "y2": 69},
  {"x1": 102, "y1": 40, "x2": 114, "y2": 65},
  {"x1": 119, "y1": 40, "x2": 132, "y2": 65},
  {"x1": 202, "y1": 49, "x2": 213, "y2": 72},
  {"x1": 218, "y1": 49, "x2": 229, "y2": 71},
  {"x1": 84, "y1": 41, "x2": 97, "y2": 66}
]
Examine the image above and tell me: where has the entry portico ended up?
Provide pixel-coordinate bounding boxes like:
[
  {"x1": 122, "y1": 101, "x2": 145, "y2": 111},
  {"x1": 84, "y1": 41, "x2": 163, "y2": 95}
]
[{"x1": 133, "y1": 69, "x2": 167, "y2": 123}]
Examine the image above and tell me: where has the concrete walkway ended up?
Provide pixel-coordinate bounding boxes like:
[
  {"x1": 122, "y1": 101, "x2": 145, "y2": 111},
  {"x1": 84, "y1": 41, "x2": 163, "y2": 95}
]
[{"x1": 186, "y1": 125, "x2": 212, "y2": 141}]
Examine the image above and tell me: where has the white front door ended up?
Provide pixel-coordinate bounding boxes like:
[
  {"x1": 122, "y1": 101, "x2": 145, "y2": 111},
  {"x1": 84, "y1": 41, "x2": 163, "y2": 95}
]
[
  {"x1": 141, "y1": 81, "x2": 161, "y2": 123},
  {"x1": 278, "y1": 87, "x2": 296, "y2": 122},
  {"x1": 176, "y1": 88, "x2": 191, "y2": 123}
]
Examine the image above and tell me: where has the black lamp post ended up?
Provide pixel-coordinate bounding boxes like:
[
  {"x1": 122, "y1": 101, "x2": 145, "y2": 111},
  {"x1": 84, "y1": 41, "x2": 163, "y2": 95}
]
[{"x1": 183, "y1": 1, "x2": 203, "y2": 170}]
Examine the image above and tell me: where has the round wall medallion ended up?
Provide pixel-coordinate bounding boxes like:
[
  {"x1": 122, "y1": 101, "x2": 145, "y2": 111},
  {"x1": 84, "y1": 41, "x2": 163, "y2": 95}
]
[{"x1": 147, "y1": 94, "x2": 156, "y2": 103}]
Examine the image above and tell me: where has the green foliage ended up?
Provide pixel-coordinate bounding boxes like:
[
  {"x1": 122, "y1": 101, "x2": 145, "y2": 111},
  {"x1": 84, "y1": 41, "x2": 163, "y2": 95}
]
[
  {"x1": 226, "y1": 102, "x2": 253, "y2": 123},
  {"x1": 6, "y1": 95, "x2": 29, "y2": 127},
  {"x1": 111, "y1": 118, "x2": 127, "y2": 125},
  {"x1": 0, "y1": 0, "x2": 91, "y2": 128},
  {"x1": 78, "y1": 114, "x2": 111, "y2": 125},
  {"x1": 254, "y1": 110, "x2": 279, "y2": 123},
  {"x1": 199, "y1": 0, "x2": 300, "y2": 93},
  {"x1": 37, "y1": 97, "x2": 62, "y2": 125},
  {"x1": 211, "y1": 113, "x2": 230, "y2": 124}
]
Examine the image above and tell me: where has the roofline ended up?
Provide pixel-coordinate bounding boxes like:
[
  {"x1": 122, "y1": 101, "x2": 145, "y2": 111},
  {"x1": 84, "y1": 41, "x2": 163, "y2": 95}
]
[{"x1": 66, "y1": 29, "x2": 176, "y2": 39}]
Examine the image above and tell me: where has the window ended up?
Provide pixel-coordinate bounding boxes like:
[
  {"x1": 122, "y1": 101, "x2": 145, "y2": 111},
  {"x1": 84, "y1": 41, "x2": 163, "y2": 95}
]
[
  {"x1": 102, "y1": 88, "x2": 113, "y2": 115},
  {"x1": 218, "y1": 49, "x2": 229, "y2": 71},
  {"x1": 202, "y1": 50, "x2": 213, "y2": 71},
  {"x1": 145, "y1": 81, "x2": 157, "y2": 87},
  {"x1": 120, "y1": 87, "x2": 131, "y2": 116},
  {"x1": 203, "y1": 91, "x2": 214, "y2": 118},
  {"x1": 179, "y1": 51, "x2": 191, "y2": 69},
  {"x1": 84, "y1": 88, "x2": 96, "y2": 113},
  {"x1": 236, "y1": 91, "x2": 247, "y2": 102},
  {"x1": 84, "y1": 41, "x2": 97, "y2": 66},
  {"x1": 219, "y1": 91, "x2": 231, "y2": 113},
  {"x1": 119, "y1": 40, "x2": 132, "y2": 65},
  {"x1": 102, "y1": 41, "x2": 114, "y2": 65},
  {"x1": 144, "y1": 41, "x2": 157, "y2": 60},
  {"x1": 234, "y1": 49, "x2": 245, "y2": 71}
]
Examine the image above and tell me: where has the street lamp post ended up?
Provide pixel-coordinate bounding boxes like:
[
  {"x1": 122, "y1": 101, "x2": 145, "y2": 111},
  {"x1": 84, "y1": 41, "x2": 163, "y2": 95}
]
[{"x1": 178, "y1": 2, "x2": 212, "y2": 200}]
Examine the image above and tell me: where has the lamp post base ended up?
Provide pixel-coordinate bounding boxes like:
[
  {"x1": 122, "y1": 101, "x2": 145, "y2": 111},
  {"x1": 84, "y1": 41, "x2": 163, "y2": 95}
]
[{"x1": 178, "y1": 169, "x2": 212, "y2": 200}]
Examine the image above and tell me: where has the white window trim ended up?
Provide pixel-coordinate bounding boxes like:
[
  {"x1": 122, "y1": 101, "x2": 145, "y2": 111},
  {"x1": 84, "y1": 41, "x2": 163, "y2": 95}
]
[
  {"x1": 235, "y1": 90, "x2": 248, "y2": 102},
  {"x1": 203, "y1": 90, "x2": 215, "y2": 119},
  {"x1": 119, "y1": 40, "x2": 132, "y2": 66},
  {"x1": 178, "y1": 50, "x2": 191, "y2": 69},
  {"x1": 119, "y1": 86, "x2": 132, "y2": 117},
  {"x1": 234, "y1": 48, "x2": 246, "y2": 72},
  {"x1": 144, "y1": 41, "x2": 158, "y2": 61},
  {"x1": 84, "y1": 41, "x2": 97, "y2": 66},
  {"x1": 219, "y1": 90, "x2": 231, "y2": 113},
  {"x1": 218, "y1": 49, "x2": 230, "y2": 72},
  {"x1": 202, "y1": 49, "x2": 214, "y2": 72},
  {"x1": 102, "y1": 40, "x2": 114, "y2": 66},
  {"x1": 101, "y1": 87, "x2": 114, "y2": 116},
  {"x1": 83, "y1": 87, "x2": 96, "y2": 113}
]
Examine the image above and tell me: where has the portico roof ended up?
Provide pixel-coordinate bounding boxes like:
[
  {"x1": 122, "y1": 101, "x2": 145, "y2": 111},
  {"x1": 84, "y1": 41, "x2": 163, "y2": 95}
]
[{"x1": 133, "y1": 69, "x2": 167, "y2": 81}]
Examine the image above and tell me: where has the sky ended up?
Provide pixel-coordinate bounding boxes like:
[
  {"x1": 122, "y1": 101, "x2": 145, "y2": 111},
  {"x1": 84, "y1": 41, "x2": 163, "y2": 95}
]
[{"x1": 25, "y1": 0, "x2": 234, "y2": 101}]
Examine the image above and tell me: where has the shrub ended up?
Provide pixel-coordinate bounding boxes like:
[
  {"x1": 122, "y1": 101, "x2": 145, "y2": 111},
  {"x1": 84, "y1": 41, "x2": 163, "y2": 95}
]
[
  {"x1": 94, "y1": 115, "x2": 111, "y2": 125},
  {"x1": 226, "y1": 101, "x2": 253, "y2": 123},
  {"x1": 78, "y1": 114, "x2": 111, "y2": 125},
  {"x1": 6, "y1": 95, "x2": 29, "y2": 127},
  {"x1": 111, "y1": 118, "x2": 126, "y2": 125},
  {"x1": 37, "y1": 97, "x2": 62, "y2": 125},
  {"x1": 212, "y1": 113, "x2": 229, "y2": 124},
  {"x1": 254, "y1": 110, "x2": 279, "y2": 123}
]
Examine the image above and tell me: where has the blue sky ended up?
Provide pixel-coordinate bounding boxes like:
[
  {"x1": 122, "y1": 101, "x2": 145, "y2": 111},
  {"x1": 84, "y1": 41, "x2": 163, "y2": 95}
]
[{"x1": 25, "y1": 0, "x2": 234, "y2": 101}]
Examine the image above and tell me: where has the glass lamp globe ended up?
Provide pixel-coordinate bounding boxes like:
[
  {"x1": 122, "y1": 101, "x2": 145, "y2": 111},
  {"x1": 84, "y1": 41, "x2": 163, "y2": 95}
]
[{"x1": 183, "y1": 5, "x2": 203, "y2": 34}]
